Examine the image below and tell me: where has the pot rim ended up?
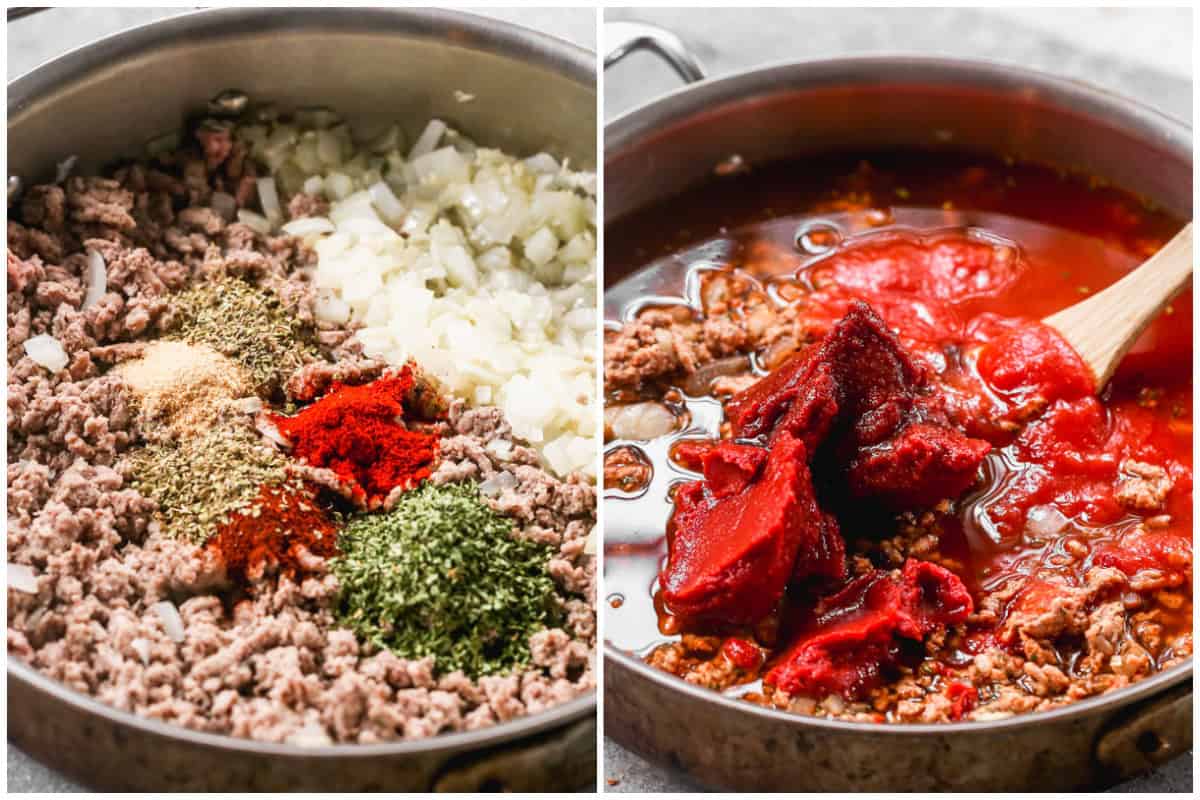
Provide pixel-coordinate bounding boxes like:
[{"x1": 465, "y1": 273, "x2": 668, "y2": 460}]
[
  {"x1": 8, "y1": 6, "x2": 596, "y2": 116},
  {"x1": 603, "y1": 52, "x2": 1192, "y2": 736},
  {"x1": 10, "y1": 659, "x2": 593, "y2": 757},
  {"x1": 7, "y1": 5, "x2": 595, "y2": 759},
  {"x1": 606, "y1": 644, "x2": 1191, "y2": 735},
  {"x1": 605, "y1": 53, "x2": 1191, "y2": 162}
]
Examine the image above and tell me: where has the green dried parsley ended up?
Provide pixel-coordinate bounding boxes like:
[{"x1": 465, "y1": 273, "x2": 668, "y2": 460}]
[
  {"x1": 331, "y1": 482, "x2": 559, "y2": 677},
  {"x1": 126, "y1": 424, "x2": 289, "y2": 543},
  {"x1": 170, "y1": 277, "x2": 318, "y2": 392}
]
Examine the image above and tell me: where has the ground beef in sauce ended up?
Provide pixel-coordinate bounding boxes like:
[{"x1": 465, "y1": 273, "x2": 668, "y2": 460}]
[
  {"x1": 604, "y1": 306, "x2": 749, "y2": 393},
  {"x1": 1114, "y1": 459, "x2": 1173, "y2": 514},
  {"x1": 8, "y1": 121, "x2": 595, "y2": 744}
]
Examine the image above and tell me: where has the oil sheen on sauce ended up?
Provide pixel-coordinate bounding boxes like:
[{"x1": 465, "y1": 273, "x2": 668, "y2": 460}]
[{"x1": 603, "y1": 153, "x2": 1192, "y2": 663}]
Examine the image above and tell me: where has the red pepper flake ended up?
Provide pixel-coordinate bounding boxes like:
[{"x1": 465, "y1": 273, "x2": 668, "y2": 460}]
[
  {"x1": 272, "y1": 366, "x2": 439, "y2": 506},
  {"x1": 721, "y1": 637, "x2": 762, "y2": 671},
  {"x1": 946, "y1": 681, "x2": 979, "y2": 720},
  {"x1": 207, "y1": 483, "x2": 338, "y2": 584}
]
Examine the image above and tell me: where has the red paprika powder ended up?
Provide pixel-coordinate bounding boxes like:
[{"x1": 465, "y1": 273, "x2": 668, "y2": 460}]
[
  {"x1": 271, "y1": 366, "x2": 440, "y2": 506},
  {"x1": 207, "y1": 483, "x2": 339, "y2": 584}
]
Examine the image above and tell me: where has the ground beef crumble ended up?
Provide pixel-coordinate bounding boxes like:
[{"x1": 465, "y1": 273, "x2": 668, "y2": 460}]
[
  {"x1": 8, "y1": 121, "x2": 595, "y2": 744},
  {"x1": 1114, "y1": 459, "x2": 1173, "y2": 513},
  {"x1": 604, "y1": 305, "x2": 749, "y2": 393}
]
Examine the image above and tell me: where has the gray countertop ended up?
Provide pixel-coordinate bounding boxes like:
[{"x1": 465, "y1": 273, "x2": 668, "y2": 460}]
[
  {"x1": 5, "y1": 7, "x2": 594, "y2": 793},
  {"x1": 602, "y1": 6, "x2": 1192, "y2": 794}
]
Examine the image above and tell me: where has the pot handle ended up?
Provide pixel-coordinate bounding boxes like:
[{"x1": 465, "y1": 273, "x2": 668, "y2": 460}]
[
  {"x1": 7, "y1": 8, "x2": 46, "y2": 22},
  {"x1": 604, "y1": 21, "x2": 706, "y2": 84},
  {"x1": 431, "y1": 715, "x2": 597, "y2": 792},
  {"x1": 1094, "y1": 681, "x2": 1192, "y2": 781}
]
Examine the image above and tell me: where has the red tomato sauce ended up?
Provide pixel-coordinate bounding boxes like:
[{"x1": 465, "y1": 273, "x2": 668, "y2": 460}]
[{"x1": 605, "y1": 151, "x2": 1192, "y2": 714}]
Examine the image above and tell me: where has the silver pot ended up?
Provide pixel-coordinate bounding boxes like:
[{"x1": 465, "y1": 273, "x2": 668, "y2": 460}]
[
  {"x1": 7, "y1": 7, "x2": 596, "y2": 792},
  {"x1": 603, "y1": 25, "x2": 1192, "y2": 792}
]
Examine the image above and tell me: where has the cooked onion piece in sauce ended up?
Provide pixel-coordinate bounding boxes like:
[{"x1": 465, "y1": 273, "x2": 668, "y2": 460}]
[{"x1": 605, "y1": 401, "x2": 679, "y2": 442}]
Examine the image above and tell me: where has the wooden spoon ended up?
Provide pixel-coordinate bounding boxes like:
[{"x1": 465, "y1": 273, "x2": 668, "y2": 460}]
[{"x1": 1044, "y1": 222, "x2": 1193, "y2": 390}]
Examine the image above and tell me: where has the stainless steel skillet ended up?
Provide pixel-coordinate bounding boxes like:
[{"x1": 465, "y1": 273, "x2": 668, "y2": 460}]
[
  {"x1": 603, "y1": 23, "x2": 1192, "y2": 792},
  {"x1": 8, "y1": 7, "x2": 596, "y2": 791}
]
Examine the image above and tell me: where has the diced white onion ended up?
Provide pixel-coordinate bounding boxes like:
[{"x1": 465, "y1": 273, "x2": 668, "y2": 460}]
[
  {"x1": 302, "y1": 175, "x2": 325, "y2": 196},
  {"x1": 325, "y1": 172, "x2": 354, "y2": 201},
  {"x1": 486, "y1": 439, "x2": 514, "y2": 461},
  {"x1": 524, "y1": 227, "x2": 558, "y2": 267},
  {"x1": 281, "y1": 217, "x2": 336, "y2": 237},
  {"x1": 1026, "y1": 505, "x2": 1070, "y2": 540},
  {"x1": 316, "y1": 129, "x2": 341, "y2": 166},
  {"x1": 295, "y1": 107, "x2": 340, "y2": 130},
  {"x1": 151, "y1": 600, "x2": 185, "y2": 643},
  {"x1": 256, "y1": 414, "x2": 291, "y2": 448},
  {"x1": 479, "y1": 471, "x2": 518, "y2": 498},
  {"x1": 257, "y1": 176, "x2": 282, "y2": 223},
  {"x1": 23, "y1": 334, "x2": 68, "y2": 372},
  {"x1": 236, "y1": 209, "x2": 272, "y2": 235},
  {"x1": 232, "y1": 396, "x2": 264, "y2": 414},
  {"x1": 408, "y1": 119, "x2": 447, "y2": 160},
  {"x1": 411, "y1": 147, "x2": 469, "y2": 185},
  {"x1": 211, "y1": 191, "x2": 237, "y2": 221},
  {"x1": 7, "y1": 563, "x2": 38, "y2": 594},
  {"x1": 368, "y1": 181, "x2": 406, "y2": 224},
  {"x1": 606, "y1": 402, "x2": 677, "y2": 441},
  {"x1": 523, "y1": 153, "x2": 560, "y2": 175},
  {"x1": 130, "y1": 638, "x2": 151, "y2": 665},
  {"x1": 82, "y1": 249, "x2": 107, "y2": 310},
  {"x1": 313, "y1": 292, "x2": 351, "y2": 325},
  {"x1": 286, "y1": 720, "x2": 333, "y2": 747}
]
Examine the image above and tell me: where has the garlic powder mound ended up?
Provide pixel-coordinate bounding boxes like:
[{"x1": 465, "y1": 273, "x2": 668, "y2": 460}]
[{"x1": 115, "y1": 341, "x2": 254, "y2": 438}]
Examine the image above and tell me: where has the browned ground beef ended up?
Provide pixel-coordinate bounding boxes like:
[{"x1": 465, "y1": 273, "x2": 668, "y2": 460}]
[{"x1": 8, "y1": 123, "x2": 595, "y2": 744}]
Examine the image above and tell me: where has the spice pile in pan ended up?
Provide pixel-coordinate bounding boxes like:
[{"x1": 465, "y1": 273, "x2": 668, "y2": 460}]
[
  {"x1": 8, "y1": 103, "x2": 595, "y2": 744},
  {"x1": 604, "y1": 153, "x2": 1191, "y2": 723}
]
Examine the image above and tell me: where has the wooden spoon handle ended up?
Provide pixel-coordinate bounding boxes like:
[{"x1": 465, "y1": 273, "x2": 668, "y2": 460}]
[{"x1": 1044, "y1": 222, "x2": 1192, "y2": 389}]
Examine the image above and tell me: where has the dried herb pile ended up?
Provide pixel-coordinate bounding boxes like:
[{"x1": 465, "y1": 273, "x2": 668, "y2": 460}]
[
  {"x1": 331, "y1": 482, "x2": 559, "y2": 677},
  {"x1": 171, "y1": 277, "x2": 318, "y2": 392},
  {"x1": 126, "y1": 424, "x2": 288, "y2": 543}
]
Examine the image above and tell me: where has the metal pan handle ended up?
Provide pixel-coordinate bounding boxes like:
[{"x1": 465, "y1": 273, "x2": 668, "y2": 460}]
[
  {"x1": 432, "y1": 715, "x2": 596, "y2": 791},
  {"x1": 603, "y1": 21, "x2": 705, "y2": 84},
  {"x1": 1094, "y1": 681, "x2": 1192, "y2": 782},
  {"x1": 7, "y1": 8, "x2": 47, "y2": 22}
]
